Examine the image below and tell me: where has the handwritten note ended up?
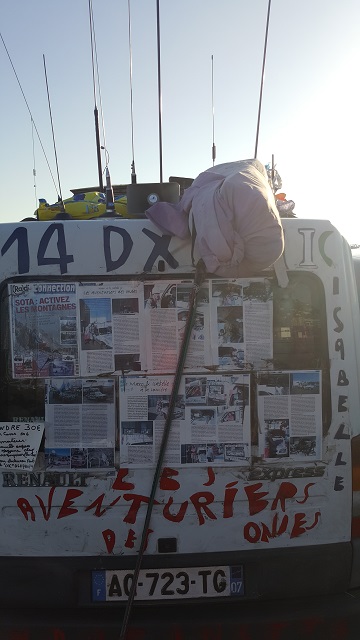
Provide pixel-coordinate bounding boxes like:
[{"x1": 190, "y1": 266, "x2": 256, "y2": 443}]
[{"x1": 0, "y1": 423, "x2": 44, "y2": 470}]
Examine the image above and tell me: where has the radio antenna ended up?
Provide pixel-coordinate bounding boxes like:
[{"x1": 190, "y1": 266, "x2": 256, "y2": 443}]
[
  {"x1": 31, "y1": 119, "x2": 38, "y2": 209},
  {"x1": 254, "y1": 0, "x2": 272, "y2": 159},
  {"x1": 88, "y1": 0, "x2": 104, "y2": 191},
  {"x1": 0, "y1": 31, "x2": 59, "y2": 198},
  {"x1": 211, "y1": 54, "x2": 216, "y2": 166},
  {"x1": 43, "y1": 54, "x2": 63, "y2": 204},
  {"x1": 127, "y1": 0, "x2": 137, "y2": 184},
  {"x1": 156, "y1": 0, "x2": 163, "y2": 182}
]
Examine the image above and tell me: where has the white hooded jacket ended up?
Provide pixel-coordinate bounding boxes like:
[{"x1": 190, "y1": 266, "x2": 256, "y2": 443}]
[{"x1": 145, "y1": 159, "x2": 284, "y2": 277}]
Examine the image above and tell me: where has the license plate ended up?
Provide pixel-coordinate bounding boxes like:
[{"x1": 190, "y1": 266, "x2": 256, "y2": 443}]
[{"x1": 92, "y1": 565, "x2": 244, "y2": 601}]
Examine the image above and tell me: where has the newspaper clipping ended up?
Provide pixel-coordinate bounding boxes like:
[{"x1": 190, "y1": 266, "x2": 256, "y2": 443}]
[
  {"x1": 79, "y1": 282, "x2": 145, "y2": 375},
  {"x1": 257, "y1": 370, "x2": 322, "y2": 461},
  {"x1": 44, "y1": 378, "x2": 116, "y2": 470},
  {"x1": 9, "y1": 282, "x2": 78, "y2": 378},
  {"x1": 144, "y1": 280, "x2": 211, "y2": 372},
  {"x1": 211, "y1": 278, "x2": 273, "y2": 371},
  {"x1": 119, "y1": 373, "x2": 251, "y2": 467}
]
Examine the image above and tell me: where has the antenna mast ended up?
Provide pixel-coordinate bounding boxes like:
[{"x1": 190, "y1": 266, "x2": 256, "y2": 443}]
[
  {"x1": 0, "y1": 31, "x2": 59, "y2": 197},
  {"x1": 254, "y1": 0, "x2": 272, "y2": 159},
  {"x1": 211, "y1": 54, "x2": 216, "y2": 166},
  {"x1": 156, "y1": 0, "x2": 163, "y2": 182},
  {"x1": 43, "y1": 54, "x2": 63, "y2": 203},
  {"x1": 127, "y1": 0, "x2": 137, "y2": 184},
  {"x1": 88, "y1": 0, "x2": 104, "y2": 191},
  {"x1": 31, "y1": 119, "x2": 38, "y2": 208}
]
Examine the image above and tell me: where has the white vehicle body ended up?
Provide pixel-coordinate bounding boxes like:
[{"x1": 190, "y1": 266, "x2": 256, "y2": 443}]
[{"x1": 1, "y1": 215, "x2": 360, "y2": 637}]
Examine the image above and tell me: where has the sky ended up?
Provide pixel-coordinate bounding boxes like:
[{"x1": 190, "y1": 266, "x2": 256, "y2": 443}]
[{"x1": 1, "y1": 0, "x2": 360, "y2": 244}]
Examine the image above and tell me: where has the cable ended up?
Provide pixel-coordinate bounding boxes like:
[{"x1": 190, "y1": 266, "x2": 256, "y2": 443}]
[{"x1": 118, "y1": 259, "x2": 207, "y2": 640}]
